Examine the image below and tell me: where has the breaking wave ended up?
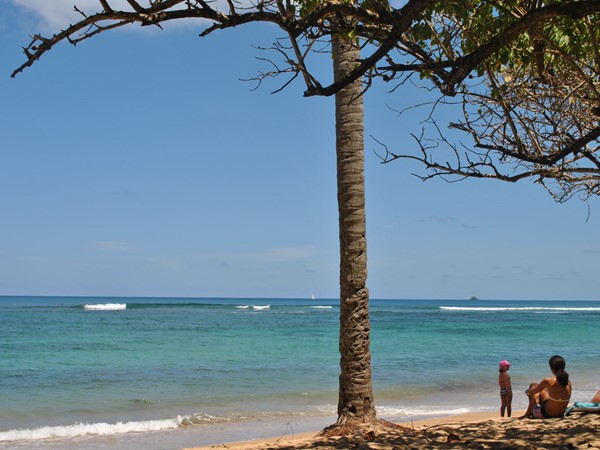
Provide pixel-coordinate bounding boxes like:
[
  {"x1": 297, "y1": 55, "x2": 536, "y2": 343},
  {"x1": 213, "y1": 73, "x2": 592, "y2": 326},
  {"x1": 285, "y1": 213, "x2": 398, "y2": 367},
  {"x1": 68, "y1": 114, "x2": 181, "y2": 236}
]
[{"x1": 83, "y1": 303, "x2": 127, "y2": 311}]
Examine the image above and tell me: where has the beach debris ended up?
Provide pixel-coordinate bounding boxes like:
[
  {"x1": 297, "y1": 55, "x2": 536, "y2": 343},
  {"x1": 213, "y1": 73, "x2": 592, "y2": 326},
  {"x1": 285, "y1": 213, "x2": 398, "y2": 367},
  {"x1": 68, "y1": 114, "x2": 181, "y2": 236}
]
[
  {"x1": 446, "y1": 432, "x2": 461, "y2": 443},
  {"x1": 363, "y1": 430, "x2": 376, "y2": 441}
]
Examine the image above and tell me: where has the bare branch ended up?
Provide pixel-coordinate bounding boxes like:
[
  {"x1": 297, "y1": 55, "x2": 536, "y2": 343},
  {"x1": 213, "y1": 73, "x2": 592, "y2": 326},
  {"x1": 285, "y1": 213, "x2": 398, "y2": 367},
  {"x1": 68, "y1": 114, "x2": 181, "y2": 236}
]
[
  {"x1": 303, "y1": 0, "x2": 439, "y2": 96},
  {"x1": 99, "y1": 0, "x2": 114, "y2": 12},
  {"x1": 126, "y1": 0, "x2": 145, "y2": 13},
  {"x1": 11, "y1": 1, "x2": 282, "y2": 78}
]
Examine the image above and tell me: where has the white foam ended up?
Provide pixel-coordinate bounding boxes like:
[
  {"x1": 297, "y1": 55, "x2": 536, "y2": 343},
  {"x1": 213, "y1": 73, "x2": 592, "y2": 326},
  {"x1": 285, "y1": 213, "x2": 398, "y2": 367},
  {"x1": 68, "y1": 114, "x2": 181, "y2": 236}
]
[
  {"x1": 252, "y1": 305, "x2": 270, "y2": 310},
  {"x1": 309, "y1": 404, "x2": 481, "y2": 422},
  {"x1": 310, "y1": 306, "x2": 333, "y2": 309},
  {"x1": 236, "y1": 305, "x2": 249, "y2": 309},
  {"x1": 0, "y1": 417, "x2": 182, "y2": 442},
  {"x1": 376, "y1": 405, "x2": 477, "y2": 419},
  {"x1": 83, "y1": 303, "x2": 127, "y2": 311}
]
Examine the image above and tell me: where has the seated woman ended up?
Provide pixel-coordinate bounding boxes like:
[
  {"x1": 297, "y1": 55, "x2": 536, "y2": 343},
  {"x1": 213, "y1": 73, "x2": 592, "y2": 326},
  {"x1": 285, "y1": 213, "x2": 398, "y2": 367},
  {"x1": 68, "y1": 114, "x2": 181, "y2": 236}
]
[{"x1": 522, "y1": 355, "x2": 572, "y2": 419}]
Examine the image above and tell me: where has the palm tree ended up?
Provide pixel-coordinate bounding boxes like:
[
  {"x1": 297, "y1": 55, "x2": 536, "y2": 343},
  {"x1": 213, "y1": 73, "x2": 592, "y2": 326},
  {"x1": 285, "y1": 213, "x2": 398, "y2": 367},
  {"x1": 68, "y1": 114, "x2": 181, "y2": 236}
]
[{"x1": 332, "y1": 33, "x2": 376, "y2": 426}]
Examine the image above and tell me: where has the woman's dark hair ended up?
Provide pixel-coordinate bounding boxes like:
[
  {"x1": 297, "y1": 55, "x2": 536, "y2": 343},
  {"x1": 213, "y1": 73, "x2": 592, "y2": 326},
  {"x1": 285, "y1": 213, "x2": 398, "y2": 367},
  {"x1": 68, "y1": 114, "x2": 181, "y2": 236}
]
[{"x1": 549, "y1": 355, "x2": 569, "y2": 386}]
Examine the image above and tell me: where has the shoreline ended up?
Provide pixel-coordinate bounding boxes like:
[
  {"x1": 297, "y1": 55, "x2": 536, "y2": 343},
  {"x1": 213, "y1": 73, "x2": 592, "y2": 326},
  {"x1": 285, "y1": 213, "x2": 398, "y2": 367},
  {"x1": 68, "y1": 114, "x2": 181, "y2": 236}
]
[
  {"x1": 182, "y1": 410, "x2": 600, "y2": 449},
  {"x1": 181, "y1": 411, "x2": 517, "y2": 450}
]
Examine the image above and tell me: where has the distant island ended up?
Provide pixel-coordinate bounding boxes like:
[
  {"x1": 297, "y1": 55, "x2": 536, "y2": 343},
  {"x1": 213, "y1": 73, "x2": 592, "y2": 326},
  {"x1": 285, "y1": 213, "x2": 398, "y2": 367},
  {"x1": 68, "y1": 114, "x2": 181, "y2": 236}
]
[{"x1": 469, "y1": 296, "x2": 479, "y2": 301}]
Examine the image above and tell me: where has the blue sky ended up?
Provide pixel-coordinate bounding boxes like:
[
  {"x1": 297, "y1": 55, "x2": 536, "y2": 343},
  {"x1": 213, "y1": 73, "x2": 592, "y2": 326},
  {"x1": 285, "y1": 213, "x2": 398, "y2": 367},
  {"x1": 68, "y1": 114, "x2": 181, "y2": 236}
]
[{"x1": 1, "y1": 1, "x2": 598, "y2": 301}]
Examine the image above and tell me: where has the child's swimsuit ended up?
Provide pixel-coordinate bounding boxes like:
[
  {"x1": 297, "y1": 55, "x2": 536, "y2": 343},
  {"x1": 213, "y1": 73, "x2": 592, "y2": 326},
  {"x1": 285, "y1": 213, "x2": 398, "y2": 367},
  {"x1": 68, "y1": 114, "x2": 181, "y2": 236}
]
[{"x1": 499, "y1": 374, "x2": 510, "y2": 396}]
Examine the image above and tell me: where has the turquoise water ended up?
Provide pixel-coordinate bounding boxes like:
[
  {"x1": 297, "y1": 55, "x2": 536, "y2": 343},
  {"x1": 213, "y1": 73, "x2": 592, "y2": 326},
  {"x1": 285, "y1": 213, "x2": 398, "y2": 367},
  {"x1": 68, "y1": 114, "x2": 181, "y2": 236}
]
[{"x1": 1, "y1": 296, "x2": 599, "y2": 449}]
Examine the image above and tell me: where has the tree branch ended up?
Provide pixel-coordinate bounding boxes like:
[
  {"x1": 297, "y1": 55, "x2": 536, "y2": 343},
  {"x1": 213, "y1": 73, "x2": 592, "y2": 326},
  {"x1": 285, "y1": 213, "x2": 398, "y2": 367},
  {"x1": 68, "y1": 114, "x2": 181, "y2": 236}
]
[{"x1": 379, "y1": 0, "x2": 600, "y2": 95}]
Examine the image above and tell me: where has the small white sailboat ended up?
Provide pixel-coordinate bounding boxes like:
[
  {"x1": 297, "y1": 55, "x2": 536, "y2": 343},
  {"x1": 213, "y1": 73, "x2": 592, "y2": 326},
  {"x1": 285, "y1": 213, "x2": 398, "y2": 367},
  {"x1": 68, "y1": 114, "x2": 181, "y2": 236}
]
[{"x1": 311, "y1": 292, "x2": 316, "y2": 301}]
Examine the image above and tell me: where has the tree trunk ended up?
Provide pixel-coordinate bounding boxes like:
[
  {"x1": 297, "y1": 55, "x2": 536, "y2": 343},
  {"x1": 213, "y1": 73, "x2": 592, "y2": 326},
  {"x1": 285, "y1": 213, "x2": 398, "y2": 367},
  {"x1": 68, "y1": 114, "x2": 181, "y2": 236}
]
[{"x1": 332, "y1": 33, "x2": 376, "y2": 425}]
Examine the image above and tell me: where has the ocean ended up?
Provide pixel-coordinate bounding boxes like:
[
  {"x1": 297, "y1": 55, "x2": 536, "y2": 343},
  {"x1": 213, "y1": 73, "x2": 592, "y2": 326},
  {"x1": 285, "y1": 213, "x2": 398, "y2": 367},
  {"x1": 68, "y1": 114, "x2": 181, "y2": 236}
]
[{"x1": 1, "y1": 296, "x2": 599, "y2": 449}]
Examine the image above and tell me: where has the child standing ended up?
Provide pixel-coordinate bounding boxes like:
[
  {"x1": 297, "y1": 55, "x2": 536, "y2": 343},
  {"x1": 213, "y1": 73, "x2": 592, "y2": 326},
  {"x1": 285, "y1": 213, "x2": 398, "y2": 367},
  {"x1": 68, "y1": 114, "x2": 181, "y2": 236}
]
[{"x1": 498, "y1": 360, "x2": 513, "y2": 417}]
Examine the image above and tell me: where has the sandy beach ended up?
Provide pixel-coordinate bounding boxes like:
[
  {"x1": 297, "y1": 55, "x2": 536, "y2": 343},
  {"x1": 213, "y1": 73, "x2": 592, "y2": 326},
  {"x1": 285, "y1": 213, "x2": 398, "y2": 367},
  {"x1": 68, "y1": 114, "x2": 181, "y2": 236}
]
[{"x1": 183, "y1": 410, "x2": 600, "y2": 449}]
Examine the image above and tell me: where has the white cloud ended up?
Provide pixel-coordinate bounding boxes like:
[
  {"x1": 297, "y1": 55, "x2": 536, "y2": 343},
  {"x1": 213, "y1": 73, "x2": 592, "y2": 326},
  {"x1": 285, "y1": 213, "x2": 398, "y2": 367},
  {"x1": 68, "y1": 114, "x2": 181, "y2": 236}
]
[
  {"x1": 262, "y1": 245, "x2": 316, "y2": 262},
  {"x1": 10, "y1": 0, "x2": 128, "y2": 29},
  {"x1": 20, "y1": 255, "x2": 53, "y2": 264},
  {"x1": 420, "y1": 215, "x2": 456, "y2": 224},
  {"x1": 149, "y1": 256, "x2": 185, "y2": 270},
  {"x1": 90, "y1": 240, "x2": 136, "y2": 251},
  {"x1": 9, "y1": 0, "x2": 249, "y2": 30},
  {"x1": 205, "y1": 245, "x2": 317, "y2": 263}
]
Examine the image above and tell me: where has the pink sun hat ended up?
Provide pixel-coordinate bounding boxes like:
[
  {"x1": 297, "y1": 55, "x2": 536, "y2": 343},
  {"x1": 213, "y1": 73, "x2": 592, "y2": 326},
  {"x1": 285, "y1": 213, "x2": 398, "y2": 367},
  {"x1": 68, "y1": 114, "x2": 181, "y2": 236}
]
[{"x1": 499, "y1": 360, "x2": 512, "y2": 367}]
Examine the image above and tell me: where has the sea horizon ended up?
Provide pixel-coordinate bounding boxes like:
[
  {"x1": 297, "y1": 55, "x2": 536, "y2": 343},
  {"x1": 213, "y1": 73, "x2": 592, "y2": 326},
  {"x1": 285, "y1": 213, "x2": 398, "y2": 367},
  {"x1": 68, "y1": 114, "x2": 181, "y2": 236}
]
[{"x1": 3, "y1": 294, "x2": 600, "y2": 301}]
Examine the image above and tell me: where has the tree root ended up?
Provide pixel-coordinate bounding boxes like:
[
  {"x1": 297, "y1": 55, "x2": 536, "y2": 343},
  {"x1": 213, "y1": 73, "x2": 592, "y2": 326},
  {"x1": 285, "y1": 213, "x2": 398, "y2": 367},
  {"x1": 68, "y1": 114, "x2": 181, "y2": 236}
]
[{"x1": 318, "y1": 417, "x2": 416, "y2": 440}]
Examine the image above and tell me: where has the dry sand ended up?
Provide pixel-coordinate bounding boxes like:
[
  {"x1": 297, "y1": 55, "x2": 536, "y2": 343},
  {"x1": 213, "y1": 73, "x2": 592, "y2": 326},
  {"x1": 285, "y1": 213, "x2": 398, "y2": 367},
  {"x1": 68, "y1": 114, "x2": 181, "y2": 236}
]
[{"x1": 183, "y1": 410, "x2": 600, "y2": 449}]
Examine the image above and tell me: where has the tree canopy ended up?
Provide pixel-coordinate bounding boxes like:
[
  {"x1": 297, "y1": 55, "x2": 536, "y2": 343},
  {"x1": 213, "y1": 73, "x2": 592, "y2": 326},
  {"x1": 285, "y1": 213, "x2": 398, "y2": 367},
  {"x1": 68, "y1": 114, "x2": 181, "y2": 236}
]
[
  {"x1": 12, "y1": 1, "x2": 600, "y2": 201},
  {"x1": 377, "y1": 0, "x2": 600, "y2": 202}
]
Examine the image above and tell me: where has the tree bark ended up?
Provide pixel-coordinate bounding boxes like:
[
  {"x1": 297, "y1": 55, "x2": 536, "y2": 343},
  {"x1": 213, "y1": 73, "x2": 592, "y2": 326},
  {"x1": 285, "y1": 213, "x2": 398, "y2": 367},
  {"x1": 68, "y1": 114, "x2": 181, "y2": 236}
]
[{"x1": 332, "y1": 33, "x2": 376, "y2": 425}]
